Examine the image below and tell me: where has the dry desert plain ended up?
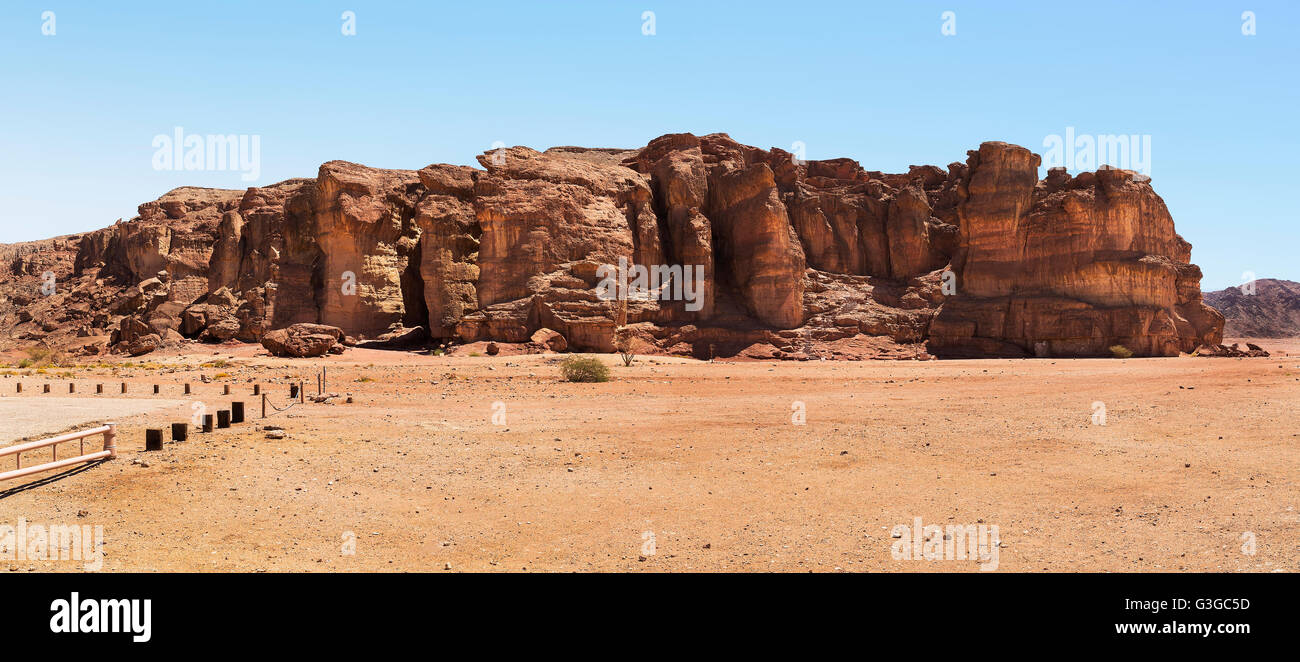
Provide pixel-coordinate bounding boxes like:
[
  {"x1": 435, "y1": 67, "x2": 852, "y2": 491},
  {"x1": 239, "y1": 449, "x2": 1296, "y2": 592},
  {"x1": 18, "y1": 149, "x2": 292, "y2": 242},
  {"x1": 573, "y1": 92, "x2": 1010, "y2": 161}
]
[{"x1": 1, "y1": 339, "x2": 1297, "y2": 572}]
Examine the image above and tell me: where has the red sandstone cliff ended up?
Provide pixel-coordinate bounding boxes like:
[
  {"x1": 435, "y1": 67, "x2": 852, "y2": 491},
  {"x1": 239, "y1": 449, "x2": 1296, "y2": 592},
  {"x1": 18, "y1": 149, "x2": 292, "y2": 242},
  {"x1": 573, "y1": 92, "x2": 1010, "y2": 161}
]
[{"x1": 0, "y1": 133, "x2": 1223, "y2": 359}]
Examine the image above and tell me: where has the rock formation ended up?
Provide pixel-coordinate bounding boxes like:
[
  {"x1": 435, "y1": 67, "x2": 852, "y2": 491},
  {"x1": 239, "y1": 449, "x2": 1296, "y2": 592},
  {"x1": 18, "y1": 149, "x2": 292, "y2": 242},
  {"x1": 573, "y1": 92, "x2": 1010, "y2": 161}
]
[
  {"x1": 928, "y1": 143, "x2": 1222, "y2": 357},
  {"x1": 1193, "y1": 342, "x2": 1270, "y2": 358},
  {"x1": 0, "y1": 133, "x2": 1223, "y2": 359},
  {"x1": 260, "y1": 323, "x2": 346, "y2": 358}
]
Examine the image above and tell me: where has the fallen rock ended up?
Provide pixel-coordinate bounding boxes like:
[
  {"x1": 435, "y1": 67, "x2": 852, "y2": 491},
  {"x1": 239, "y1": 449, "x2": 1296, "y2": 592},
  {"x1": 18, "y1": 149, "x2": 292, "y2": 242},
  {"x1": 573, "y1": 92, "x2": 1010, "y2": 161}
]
[
  {"x1": 260, "y1": 323, "x2": 346, "y2": 357},
  {"x1": 201, "y1": 316, "x2": 241, "y2": 342},
  {"x1": 1194, "y1": 343, "x2": 1269, "y2": 358},
  {"x1": 529, "y1": 328, "x2": 568, "y2": 352},
  {"x1": 124, "y1": 333, "x2": 162, "y2": 356},
  {"x1": 118, "y1": 315, "x2": 153, "y2": 344},
  {"x1": 181, "y1": 306, "x2": 212, "y2": 335}
]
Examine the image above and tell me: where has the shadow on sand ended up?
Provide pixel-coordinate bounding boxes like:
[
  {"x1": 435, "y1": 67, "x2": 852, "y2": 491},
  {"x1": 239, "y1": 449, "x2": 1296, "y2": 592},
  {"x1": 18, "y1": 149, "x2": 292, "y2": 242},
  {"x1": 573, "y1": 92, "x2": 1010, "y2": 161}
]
[{"x1": 0, "y1": 459, "x2": 110, "y2": 500}]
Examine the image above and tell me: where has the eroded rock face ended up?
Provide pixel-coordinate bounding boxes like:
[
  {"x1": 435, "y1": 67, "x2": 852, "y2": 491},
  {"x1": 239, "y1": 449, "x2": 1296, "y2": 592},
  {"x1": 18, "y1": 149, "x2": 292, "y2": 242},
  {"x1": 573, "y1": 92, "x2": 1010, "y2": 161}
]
[
  {"x1": 928, "y1": 144, "x2": 1222, "y2": 357},
  {"x1": 314, "y1": 161, "x2": 425, "y2": 337},
  {"x1": 0, "y1": 133, "x2": 1221, "y2": 359}
]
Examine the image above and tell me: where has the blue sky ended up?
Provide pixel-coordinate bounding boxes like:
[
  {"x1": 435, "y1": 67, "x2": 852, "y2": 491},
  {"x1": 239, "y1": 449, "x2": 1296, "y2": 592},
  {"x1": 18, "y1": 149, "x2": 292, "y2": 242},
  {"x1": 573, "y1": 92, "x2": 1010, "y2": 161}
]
[{"x1": 1, "y1": 1, "x2": 1295, "y2": 289}]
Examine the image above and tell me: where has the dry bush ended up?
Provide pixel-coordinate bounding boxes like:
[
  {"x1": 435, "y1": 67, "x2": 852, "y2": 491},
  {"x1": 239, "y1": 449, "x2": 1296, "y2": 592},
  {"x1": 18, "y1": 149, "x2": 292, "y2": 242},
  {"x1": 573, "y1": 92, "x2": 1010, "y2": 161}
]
[
  {"x1": 24, "y1": 346, "x2": 65, "y2": 368},
  {"x1": 614, "y1": 327, "x2": 636, "y2": 367},
  {"x1": 560, "y1": 357, "x2": 610, "y2": 383}
]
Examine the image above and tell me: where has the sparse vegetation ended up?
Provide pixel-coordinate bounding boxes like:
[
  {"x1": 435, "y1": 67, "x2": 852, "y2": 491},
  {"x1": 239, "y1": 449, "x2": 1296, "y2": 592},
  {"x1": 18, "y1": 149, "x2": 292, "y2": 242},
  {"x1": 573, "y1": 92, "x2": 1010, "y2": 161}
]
[
  {"x1": 22, "y1": 346, "x2": 65, "y2": 368},
  {"x1": 111, "y1": 361, "x2": 166, "y2": 370},
  {"x1": 613, "y1": 297, "x2": 636, "y2": 367},
  {"x1": 1109, "y1": 344, "x2": 1134, "y2": 359},
  {"x1": 614, "y1": 329, "x2": 636, "y2": 367},
  {"x1": 469, "y1": 352, "x2": 482, "y2": 357},
  {"x1": 356, "y1": 376, "x2": 375, "y2": 383},
  {"x1": 560, "y1": 357, "x2": 610, "y2": 383}
]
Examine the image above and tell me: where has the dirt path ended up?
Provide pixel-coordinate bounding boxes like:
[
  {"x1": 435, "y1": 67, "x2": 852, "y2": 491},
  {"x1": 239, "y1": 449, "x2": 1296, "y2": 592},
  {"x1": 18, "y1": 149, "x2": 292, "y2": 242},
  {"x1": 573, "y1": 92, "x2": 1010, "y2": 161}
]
[{"x1": 0, "y1": 396, "x2": 191, "y2": 444}]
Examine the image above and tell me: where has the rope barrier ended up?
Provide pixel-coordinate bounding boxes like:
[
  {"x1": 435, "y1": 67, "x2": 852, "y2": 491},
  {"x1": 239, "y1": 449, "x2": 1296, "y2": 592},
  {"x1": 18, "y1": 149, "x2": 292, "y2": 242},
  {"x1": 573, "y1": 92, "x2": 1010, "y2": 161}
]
[{"x1": 262, "y1": 396, "x2": 297, "y2": 416}]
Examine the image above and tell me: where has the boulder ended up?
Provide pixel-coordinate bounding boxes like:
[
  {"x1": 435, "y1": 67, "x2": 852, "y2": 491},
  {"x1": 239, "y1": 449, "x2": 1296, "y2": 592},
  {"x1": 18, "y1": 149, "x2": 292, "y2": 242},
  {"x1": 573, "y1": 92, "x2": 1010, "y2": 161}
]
[
  {"x1": 359, "y1": 325, "x2": 428, "y2": 348},
  {"x1": 1194, "y1": 343, "x2": 1269, "y2": 358},
  {"x1": 529, "y1": 328, "x2": 568, "y2": 352},
  {"x1": 118, "y1": 315, "x2": 153, "y2": 344},
  {"x1": 125, "y1": 333, "x2": 162, "y2": 356},
  {"x1": 208, "y1": 287, "x2": 240, "y2": 308},
  {"x1": 181, "y1": 306, "x2": 211, "y2": 335},
  {"x1": 260, "y1": 323, "x2": 346, "y2": 357},
  {"x1": 201, "y1": 316, "x2": 242, "y2": 342}
]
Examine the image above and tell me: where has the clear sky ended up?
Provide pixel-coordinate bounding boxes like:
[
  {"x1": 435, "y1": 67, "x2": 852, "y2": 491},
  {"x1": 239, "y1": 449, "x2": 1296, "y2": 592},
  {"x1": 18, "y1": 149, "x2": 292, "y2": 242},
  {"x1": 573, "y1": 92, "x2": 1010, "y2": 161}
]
[{"x1": 1, "y1": 1, "x2": 1295, "y2": 290}]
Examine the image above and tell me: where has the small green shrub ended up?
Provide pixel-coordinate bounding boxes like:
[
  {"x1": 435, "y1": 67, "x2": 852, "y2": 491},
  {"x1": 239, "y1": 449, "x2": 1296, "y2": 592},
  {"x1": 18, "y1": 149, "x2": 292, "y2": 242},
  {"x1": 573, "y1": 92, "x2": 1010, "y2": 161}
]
[
  {"x1": 560, "y1": 357, "x2": 610, "y2": 383},
  {"x1": 1109, "y1": 344, "x2": 1133, "y2": 359}
]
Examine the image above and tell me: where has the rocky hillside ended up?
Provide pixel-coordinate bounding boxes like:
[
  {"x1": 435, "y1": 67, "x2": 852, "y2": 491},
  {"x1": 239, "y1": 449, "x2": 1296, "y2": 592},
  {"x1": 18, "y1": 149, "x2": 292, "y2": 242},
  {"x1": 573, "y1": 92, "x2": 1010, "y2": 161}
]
[
  {"x1": 1205, "y1": 279, "x2": 1300, "y2": 338},
  {"x1": 0, "y1": 132, "x2": 1224, "y2": 359}
]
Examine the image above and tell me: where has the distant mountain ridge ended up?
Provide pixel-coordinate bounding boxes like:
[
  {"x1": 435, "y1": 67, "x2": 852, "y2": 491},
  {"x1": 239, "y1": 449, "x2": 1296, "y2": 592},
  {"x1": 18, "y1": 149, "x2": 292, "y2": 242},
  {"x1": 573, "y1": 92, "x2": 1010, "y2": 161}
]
[{"x1": 1204, "y1": 279, "x2": 1300, "y2": 338}]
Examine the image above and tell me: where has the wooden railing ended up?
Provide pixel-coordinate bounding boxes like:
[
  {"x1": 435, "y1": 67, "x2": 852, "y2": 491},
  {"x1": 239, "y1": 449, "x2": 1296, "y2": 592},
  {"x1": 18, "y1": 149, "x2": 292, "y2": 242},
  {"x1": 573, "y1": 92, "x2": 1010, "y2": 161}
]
[{"x1": 0, "y1": 423, "x2": 117, "y2": 482}]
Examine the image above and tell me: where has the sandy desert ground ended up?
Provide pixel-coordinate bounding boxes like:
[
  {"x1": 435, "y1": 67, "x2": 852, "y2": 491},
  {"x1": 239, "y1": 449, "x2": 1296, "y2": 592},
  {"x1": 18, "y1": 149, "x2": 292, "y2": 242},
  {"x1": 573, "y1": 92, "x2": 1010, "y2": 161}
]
[{"x1": 1, "y1": 338, "x2": 1297, "y2": 572}]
